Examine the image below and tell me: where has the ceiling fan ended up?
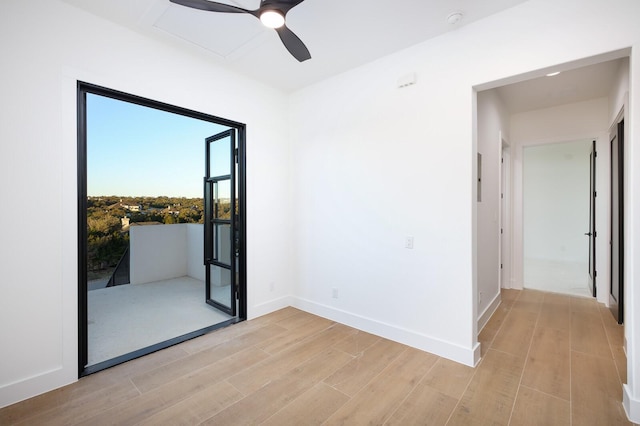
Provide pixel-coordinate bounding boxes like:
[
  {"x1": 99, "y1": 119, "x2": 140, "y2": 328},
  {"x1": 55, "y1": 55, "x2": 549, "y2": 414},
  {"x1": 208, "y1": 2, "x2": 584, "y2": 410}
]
[{"x1": 169, "y1": 0, "x2": 312, "y2": 62}]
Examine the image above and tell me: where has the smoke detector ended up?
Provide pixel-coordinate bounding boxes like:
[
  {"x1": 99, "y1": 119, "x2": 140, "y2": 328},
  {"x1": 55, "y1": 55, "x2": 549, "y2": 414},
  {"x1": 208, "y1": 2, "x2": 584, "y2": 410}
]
[{"x1": 447, "y1": 12, "x2": 464, "y2": 25}]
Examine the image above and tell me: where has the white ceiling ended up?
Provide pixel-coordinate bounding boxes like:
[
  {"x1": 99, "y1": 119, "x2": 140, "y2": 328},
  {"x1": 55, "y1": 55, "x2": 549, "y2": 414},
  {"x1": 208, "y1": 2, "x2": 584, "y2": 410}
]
[
  {"x1": 493, "y1": 58, "x2": 625, "y2": 114},
  {"x1": 62, "y1": 0, "x2": 531, "y2": 92}
]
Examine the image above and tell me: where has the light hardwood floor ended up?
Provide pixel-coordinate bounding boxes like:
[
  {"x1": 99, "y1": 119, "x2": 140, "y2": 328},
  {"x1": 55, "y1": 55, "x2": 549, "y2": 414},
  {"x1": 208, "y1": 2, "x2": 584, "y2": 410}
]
[{"x1": 0, "y1": 289, "x2": 634, "y2": 425}]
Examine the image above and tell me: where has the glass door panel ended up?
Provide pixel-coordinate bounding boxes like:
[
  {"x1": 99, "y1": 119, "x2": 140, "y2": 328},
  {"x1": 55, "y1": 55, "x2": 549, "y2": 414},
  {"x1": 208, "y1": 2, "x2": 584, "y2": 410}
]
[{"x1": 204, "y1": 129, "x2": 236, "y2": 315}]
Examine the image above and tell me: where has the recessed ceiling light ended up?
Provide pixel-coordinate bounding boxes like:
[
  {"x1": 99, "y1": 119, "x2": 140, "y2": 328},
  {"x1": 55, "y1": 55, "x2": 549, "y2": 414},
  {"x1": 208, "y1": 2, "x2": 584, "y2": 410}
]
[
  {"x1": 546, "y1": 71, "x2": 561, "y2": 77},
  {"x1": 447, "y1": 12, "x2": 463, "y2": 25}
]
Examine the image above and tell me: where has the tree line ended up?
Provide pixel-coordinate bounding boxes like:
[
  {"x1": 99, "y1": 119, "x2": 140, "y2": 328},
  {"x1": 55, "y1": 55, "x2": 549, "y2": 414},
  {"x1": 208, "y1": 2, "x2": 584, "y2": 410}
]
[{"x1": 87, "y1": 195, "x2": 204, "y2": 278}]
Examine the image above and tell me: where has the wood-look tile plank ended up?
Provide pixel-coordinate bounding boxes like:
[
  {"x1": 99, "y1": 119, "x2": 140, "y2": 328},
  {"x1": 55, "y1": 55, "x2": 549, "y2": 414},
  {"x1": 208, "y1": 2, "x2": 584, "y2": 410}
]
[
  {"x1": 228, "y1": 323, "x2": 354, "y2": 395},
  {"x1": 13, "y1": 381, "x2": 140, "y2": 426},
  {"x1": 178, "y1": 320, "x2": 267, "y2": 355},
  {"x1": 479, "y1": 323, "x2": 499, "y2": 357},
  {"x1": 202, "y1": 347, "x2": 353, "y2": 425},
  {"x1": 420, "y1": 358, "x2": 475, "y2": 400},
  {"x1": 273, "y1": 309, "x2": 322, "y2": 330},
  {"x1": 491, "y1": 307, "x2": 538, "y2": 358},
  {"x1": 324, "y1": 347, "x2": 437, "y2": 425},
  {"x1": 76, "y1": 346, "x2": 270, "y2": 426},
  {"x1": 447, "y1": 349, "x2": 524, "y2": 425},
  {"x1": 599, "y1": 304, "x2": 621, "y2": 328},
  {"x1": 179, "y1": 308, "x2": 301, "y2": 355},
  {"x1": 501, "y1": 288, "x2": 521, "y2": 303},
  {"x1": 386, "y1": 375, "x2": 458, "y2": 425},
  {"x1": 571, "y1": 351, "x2": 632, "y2": 425},
  {"x1": 137, "y1": 380, "x2": 243, "y2": 426},
  {"x1": 570, "y1": 295, "x2": 599, "y2": 313},
  {"x1": 537, "y1": 292, "x2": 571, "y2": 332},
  {"x1": 246, "y1": 306, "x2": 303, "y2": 325},
  {"x1": 0, "y1": 345, "x2": 189, "y2": 425},
  {"x1": 331, "y1": 329, "x2": 380, "y2": 356},
  {"x1": 132, "y1": 323, "x2": 286, "y2": 393},
  {"x1": 322, "y1": 337, "x2": 407, "y2": 397},
  {"x1": 509, "y1": 386, "x2": 570, "y2": 426},
  {"x1": 98, "y1": 343, "x2": 192, "y2": 380},
  {"x1": 256, "y1": 316, "x2": 334, "y2": 355},
  {"x1": 611, "y1": 344, "x2": 628, "y2": 385},
  {"x1": 483, "y1": 302, "x2": 512, "y2": 333},
  {"x1": 521, "y1": 326, "x2": 570, "y2": 400},
  {"x1": 512, "y1": 289, "x2": 544, "y2": 313},
  {"x1": 571, "y1": 311, "x2": 613, "y2": 359},
  {"x1": 260, "y1": 382, "x2": 349, "y2": 426},
  {"x1": 603, "y1": 321, "x2": 625, "y2": 348}
]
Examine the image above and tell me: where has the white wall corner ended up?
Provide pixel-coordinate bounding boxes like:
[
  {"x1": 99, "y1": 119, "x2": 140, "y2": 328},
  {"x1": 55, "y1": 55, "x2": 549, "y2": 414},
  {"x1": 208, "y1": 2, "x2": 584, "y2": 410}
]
[
  {"x1": 248, "y1": 295, "x2": 294, "y2": 320},
  {"x1": 623, "y1": 384, "x2": 640, "y2": 424},
  {"x1": 478, "y1": 292, "x2": 501, "y2": 332},
  {"x1": 292, "y1": 297, "x2": 479, "y2": 367}
]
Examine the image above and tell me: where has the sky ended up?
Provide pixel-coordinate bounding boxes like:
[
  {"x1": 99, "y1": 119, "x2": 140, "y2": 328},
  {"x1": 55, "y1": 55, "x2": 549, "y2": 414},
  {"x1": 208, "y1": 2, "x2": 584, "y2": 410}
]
[{"x1": 87, "y1": 93, "x2": 230, "y2": 198}]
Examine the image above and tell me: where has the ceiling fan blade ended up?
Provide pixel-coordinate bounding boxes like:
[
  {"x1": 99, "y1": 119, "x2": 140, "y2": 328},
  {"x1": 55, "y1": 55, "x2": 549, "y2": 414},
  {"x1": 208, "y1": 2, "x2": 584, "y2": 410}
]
[
  {"x1": 275, "y1": 24, "x2": 311, "y2": 62},
  {"x1": 170, "y1": 0, "x2": 252, "y2": 14},
  {"x1": 267, "y1": 0, "x2": 306, "y2": 14}
]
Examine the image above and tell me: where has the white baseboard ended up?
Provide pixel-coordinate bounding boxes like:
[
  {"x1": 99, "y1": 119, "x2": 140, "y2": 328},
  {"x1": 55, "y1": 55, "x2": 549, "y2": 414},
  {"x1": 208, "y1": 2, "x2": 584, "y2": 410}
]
[
  {"x1": 478, "y1": 292, "x2": 501, "y2": 332},
  {"x1": 0, "y1": 367, "x2": 75, "y2": 409},
  {"x1": 248, "y1": 295, "x2": 294, "y2": 320},
  {"x1": 292, "y1": 297, "x2": 480, "y2": 367},
  {"x1": 623, "y1": 384, "x2": 640, "y2": 423}
]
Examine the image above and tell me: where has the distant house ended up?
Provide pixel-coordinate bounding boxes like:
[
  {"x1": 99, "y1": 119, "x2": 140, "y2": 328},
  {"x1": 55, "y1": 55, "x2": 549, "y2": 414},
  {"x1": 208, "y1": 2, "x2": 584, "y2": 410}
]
[{"x1": 121, "y1": 204, "x2": 141, "y2": 212}]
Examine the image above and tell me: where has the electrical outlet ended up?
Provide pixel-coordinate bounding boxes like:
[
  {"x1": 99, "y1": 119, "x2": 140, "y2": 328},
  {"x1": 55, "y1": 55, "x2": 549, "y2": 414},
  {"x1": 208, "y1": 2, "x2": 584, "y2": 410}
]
[
  {"x1": 332, "y1": 288, "x2": 339, "y2": 299},
  {"x1": 479, "y1": 291, "x2": 483, "y2": 305},
  {"x1": 269, "y1": 282, "x2": 275, "y2": 292},
  {"x1": 405, "y1": 236, "x2": 414, "y2": 249}
]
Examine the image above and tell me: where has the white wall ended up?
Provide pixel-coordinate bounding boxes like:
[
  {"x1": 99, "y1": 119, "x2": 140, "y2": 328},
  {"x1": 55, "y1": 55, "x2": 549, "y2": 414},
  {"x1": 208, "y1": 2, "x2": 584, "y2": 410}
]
[
  {"x1": 129, "y1": 224, "x2": 207, "y2": 285},
  {"x1": 523, "y1": 140, "x2": 591, "y2": 263},
  {"x1": 0, "y1": 0, "x2": 293, "y2": 408},
  {"x1": 289, "y1": 0, "x2": 640, "y2": 421},
  {"x1": 129, "y1": 224, "x2": 187, "y2": 284},
  {"x1": 187, "y1": 224, "x2": 205, "y2": 281},
  {"x1": 477, "y1": 90, "x2": 510, "y2": 329}
]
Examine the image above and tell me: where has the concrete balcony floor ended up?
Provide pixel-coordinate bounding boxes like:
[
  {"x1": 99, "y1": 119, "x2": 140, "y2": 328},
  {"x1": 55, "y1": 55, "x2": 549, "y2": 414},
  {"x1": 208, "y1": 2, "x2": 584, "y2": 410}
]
[{"x1": 87, "y1": 276, "x2": 232, "y2": 366}]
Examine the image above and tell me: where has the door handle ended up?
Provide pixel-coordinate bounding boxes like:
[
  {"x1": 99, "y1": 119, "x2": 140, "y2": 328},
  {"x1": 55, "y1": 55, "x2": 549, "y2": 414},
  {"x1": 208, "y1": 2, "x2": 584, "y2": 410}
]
[{"x1": 584, "y1": 232, "x2": 592, "y2": 236}]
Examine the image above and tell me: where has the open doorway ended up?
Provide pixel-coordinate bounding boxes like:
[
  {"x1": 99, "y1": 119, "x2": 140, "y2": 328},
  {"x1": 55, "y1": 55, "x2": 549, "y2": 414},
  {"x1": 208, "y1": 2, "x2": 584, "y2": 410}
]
[
  {"x1": 77, "y1": 82, "x2": 246, "y2": 375},
  {"x1": 522, "y1": 140, "x2": 592, "y2": 297}
]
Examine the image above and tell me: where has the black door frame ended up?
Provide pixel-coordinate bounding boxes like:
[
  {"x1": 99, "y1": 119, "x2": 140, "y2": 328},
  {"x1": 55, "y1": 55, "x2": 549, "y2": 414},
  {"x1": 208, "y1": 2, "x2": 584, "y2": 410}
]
[
  {"x1": 587, "y1": 140, "x2": 597, "y2": 297},
  {"x1": 77, "y1": 81, "x2": 247, "y2": 376},
  {"x1": 609, "y1": 117, "x2": 624, "y2": 324}
]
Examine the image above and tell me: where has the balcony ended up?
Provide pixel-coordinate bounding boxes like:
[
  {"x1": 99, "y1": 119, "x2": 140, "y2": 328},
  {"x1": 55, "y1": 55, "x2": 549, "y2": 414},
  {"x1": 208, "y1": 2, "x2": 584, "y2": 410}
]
[{"x1": 87, "y1": 223, "x2": 232, "y2": 366}]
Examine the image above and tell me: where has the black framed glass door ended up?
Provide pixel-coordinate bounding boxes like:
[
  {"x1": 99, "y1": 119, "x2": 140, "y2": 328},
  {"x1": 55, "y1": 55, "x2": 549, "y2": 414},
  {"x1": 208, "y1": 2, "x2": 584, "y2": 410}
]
[
  {"x1": 204, "y1": 129, "x2": 237, "y2": 315},
  {"x1": 77, "y1": 81, "x2": 247, "y2": 376}
]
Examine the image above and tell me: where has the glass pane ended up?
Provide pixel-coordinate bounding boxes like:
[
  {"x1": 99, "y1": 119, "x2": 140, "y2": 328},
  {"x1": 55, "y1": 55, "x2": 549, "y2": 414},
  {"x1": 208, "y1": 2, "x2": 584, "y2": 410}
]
[
  {"x1": 209, "y1": 137, "x2": 230, "y2": 177},
  {"x1": 215, "y1": 223, "x2": 231, "y2": 265},
  {"x1": 214, "y1": 180, "x2": 231, "y2": 219},
  {"x1": 209, "y1": 264, "x2": 232, "y2": 309}
]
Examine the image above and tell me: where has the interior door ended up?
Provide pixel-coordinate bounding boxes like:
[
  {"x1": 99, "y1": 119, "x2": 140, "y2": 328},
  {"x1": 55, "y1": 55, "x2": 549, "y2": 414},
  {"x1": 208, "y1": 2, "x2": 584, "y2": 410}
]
[
  {"x1": 610, "y1": 119, "x2": 624, "y2": 324},
  {"x1": 204, "y1": 129, "x2": 237, "y2": 316},
  {"x1": 586, "y1": 140, "x2": 596, "y2": 297}
]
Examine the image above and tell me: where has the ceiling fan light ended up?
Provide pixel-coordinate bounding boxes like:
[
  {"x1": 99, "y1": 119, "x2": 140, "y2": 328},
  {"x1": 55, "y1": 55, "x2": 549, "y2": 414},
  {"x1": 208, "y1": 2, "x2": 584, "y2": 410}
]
[{"x1": 260, "y1": 10, "x2": 285, "y2": 28}]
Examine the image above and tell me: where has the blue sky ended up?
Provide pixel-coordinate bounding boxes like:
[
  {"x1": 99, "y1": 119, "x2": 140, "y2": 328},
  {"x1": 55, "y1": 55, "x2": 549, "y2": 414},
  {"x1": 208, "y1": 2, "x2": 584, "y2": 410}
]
[{"x1": 87, "y1": 93, "x2": 229, "y2": 198}]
